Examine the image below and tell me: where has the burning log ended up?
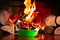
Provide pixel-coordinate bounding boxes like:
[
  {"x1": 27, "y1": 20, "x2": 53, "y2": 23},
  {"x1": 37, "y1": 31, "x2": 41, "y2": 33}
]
[
  {"x1": 15, "y1": 0, "x2": 40, "y2": 35},
  {"x1": 16, "y1": 18, "x2": 40, "y2": 30}
]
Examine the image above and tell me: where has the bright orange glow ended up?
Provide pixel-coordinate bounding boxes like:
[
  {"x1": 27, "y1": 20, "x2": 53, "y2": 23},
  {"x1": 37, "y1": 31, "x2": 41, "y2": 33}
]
[
  {"x1": 24, "y1": 0, "x2": 36, "y2": 22},
  {"x1": 9, "y1": 19, "x2": 14, "y2": 30},
  {"x1": 36, "y1": 12, "x2": 39, "y2": 13},
  {"x1": 9, "y1": 19, "x2": 13, "y2": 23},
  {"x1": 42, "y1": 26, "x2": 45, "y2": 30},
  {"x1": 42, "y1": 35, "x2": 44, "y2": 39},
  {"x1": 8, "y1": 14, "x2": 20, "y2": 30}
]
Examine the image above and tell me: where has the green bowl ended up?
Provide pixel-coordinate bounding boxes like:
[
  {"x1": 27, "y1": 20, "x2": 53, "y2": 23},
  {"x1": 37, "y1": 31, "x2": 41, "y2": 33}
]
[{"x1": 17, "y1": 29, "x2": 39, "y2": 37}]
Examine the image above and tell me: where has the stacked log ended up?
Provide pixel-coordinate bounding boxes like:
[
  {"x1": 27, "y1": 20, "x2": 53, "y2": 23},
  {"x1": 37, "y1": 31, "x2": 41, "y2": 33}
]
[
  {"x1": 45, "y1": 15, "x2": 56, "y2": 27},
  {"x1": 0, "y1": 10, "x2": 9, "y2": 25},
  {"x1": 0, "y1": 10, "x2": 14, "y2": 34},
  {"x1": 44, "y1": 15, "x2": 60, "y2": 35},
  {"x1": 56, "y1": 16, "x2": 60, "y2": 25}
]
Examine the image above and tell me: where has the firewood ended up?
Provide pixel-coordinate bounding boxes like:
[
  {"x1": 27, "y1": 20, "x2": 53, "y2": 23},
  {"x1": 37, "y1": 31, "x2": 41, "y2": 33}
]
[
  {"x1": 56, "y1": 16, "x2": 60, "y2": 25},
  {"x1": 45, "y1": 15, "x2": 56, "y2": 27},
  {"x1": 54, "y1": 27, "x2": 60, "y2": 35}
]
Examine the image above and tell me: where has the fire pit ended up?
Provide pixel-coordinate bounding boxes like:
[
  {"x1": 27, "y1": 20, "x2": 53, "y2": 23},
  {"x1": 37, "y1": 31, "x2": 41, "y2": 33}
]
[
  {"x1": 16, "y1": 18, "x2": 40, "y2": 37},
  {"x1": 16, "y1": 0, "x2": 40, "y2": 37}
]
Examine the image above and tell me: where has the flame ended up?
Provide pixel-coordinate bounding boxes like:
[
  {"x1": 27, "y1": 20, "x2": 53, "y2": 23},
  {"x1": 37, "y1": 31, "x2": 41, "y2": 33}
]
[
  {"x1": 9, "y1": 19, "x2": 14, "y2": 30},
  {"x1": 42, "y1": 26, "x2": 45, "y2": 30},
  {"x1": 42, "y1": 35, "x2": 44, "y2": 39},
  {"x1": 8, "y1": 14, "x2": 20, "y2": 29},
  {"x1": 24, "y1": 0, "x2": 36, "y2": 22}
]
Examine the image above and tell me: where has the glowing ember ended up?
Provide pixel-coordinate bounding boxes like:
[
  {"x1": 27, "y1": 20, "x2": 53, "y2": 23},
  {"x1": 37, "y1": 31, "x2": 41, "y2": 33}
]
[
  {"x1": 42, "y1": 35, "x2": 44, "y2": 39},
  {"x1": 8, "y1": 14, "x2": 20, "y2": 30},
  {"x1": 41, "y1": 26, "x2": 45, "y2": 30},
  {"x1": 24, "y1": 0, "x2": 36, "y2": 22},
  {"x1": 9, "y1": 19, "x2": 14, "y2": 31}
]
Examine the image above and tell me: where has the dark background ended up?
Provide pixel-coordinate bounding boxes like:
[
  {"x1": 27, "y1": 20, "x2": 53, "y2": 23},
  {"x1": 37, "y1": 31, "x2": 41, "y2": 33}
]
[{"x1": 0, "y1": 0, "x2": 60, "y2": 16}]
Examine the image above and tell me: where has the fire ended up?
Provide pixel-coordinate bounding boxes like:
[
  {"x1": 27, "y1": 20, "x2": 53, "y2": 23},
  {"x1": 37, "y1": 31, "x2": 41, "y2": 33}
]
[
  {"x1": 24, "y1": 0, "x2": 36, "y2": 22},
  {"x1": 42, "y1": 35, "x2": 44, "y2": 39},
  {"x1": 9, "y1": 19, "x2": 14, "y2": 31},
  {"x1": 8, "y1": 14, "x2": 20, "y2": 30},
  {"x1": 42, "y1": 26, "x2": 45, "y2": 30}
]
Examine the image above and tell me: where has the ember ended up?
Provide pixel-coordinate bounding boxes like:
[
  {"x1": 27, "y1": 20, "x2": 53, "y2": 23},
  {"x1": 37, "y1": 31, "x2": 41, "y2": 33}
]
[
  {"x1": 8, "y1": 0, "x2": 43, "y2": 32},
  {"x1": 17, "y1": 18, "x2": 40, "y2": 30},
  {"x1": 16, "y1": 0, "x2": 41, "y2": 30}
]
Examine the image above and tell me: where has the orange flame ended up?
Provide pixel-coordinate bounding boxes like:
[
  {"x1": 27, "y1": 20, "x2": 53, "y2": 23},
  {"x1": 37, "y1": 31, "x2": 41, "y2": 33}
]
[
  {"x1": 8, "y1": 14, "x2": 20, "y2": 29},
  {"x1": 24, "y1": 0, "x2": 36, "y2": 22},
  {"x1": 9, "y1": 19, "x2": 14, "y2": 31},
  {"x1": 42, "y1": 35, "x2": 44, "y2": 39},
  {"x1": 42, "y1": 26, "x2": 45, "y2": 30}
]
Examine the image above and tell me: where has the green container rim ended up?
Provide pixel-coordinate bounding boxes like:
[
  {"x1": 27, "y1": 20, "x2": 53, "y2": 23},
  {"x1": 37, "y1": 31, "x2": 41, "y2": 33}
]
[{"x1": 17, "y1": 29, "x2": 38, "y2": 37}]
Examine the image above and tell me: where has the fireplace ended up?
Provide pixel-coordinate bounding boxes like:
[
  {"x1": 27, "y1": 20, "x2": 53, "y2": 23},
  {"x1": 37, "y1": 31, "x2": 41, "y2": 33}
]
[{"x1": 0, "y1": 0, "x2": 60, "y2": 35}]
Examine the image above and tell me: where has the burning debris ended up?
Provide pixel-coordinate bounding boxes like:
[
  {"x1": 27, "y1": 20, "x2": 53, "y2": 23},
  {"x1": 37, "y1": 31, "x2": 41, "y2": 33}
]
[
  {"x1": 0, "y1": 0, "x2": 42, "y2": 34},
  {"x1": 17, "y1": 18, "x2": 40, "y2": 30},
  {"x1": 15, "y1": 0, "x2": 41, "y2": 31}
]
